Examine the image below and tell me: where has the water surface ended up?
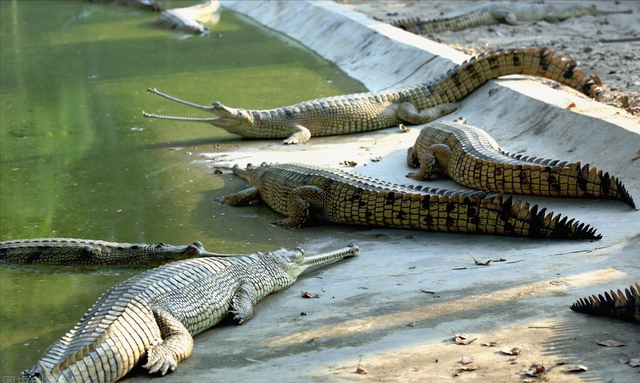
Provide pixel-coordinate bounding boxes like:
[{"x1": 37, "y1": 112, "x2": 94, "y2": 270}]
[{"x1": 0, "y1": 0, "x2": 365, "y2": 375}]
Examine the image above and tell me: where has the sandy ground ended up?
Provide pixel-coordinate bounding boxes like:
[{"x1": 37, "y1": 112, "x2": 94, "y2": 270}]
[{"x1": 336, "y1": 0, "x2": 640, "y2": 116}]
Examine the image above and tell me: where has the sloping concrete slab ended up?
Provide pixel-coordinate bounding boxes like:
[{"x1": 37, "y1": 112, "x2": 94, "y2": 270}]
[{"x1": 125, "y1": 1, "x2": 639, "y2": 382}]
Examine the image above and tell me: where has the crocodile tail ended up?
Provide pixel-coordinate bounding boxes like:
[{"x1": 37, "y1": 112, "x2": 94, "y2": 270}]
[
  {"x1": 572, "y1": 162, "x2": 635, "y2": 208},
  {"x1": 422, "y1": 47, "x2": 602, "y2": 105},
  {"x1": 496, "y1": 195, "x2": 600, "y2": 239},
  {"x1": 440, "y1": 194, "x2": 600, "y2": 239},
  {"x1": 493, "y1": 158, "x2": 635, "y2": 207},
  {"x1": 390, "y1": 17, "x2": 423, "y2": 32},
  {"x1": 570, "y1": 283, "x2": 640, "y2": 323}
]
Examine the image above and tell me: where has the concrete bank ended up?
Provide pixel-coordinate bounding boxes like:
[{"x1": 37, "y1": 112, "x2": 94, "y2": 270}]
[{"x1": 127, "y1": 1, "x2": 639, "y2": 382}]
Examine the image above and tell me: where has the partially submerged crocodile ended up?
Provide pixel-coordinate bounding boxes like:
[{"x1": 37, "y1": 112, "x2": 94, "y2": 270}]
[
  {"x1": 143, "y1": 47, "x2": 602, "y2": 144},
  {"x1": 570, "y1": 283, "x2": 639, "y2": 323},
  {"x1": 154, "y1": 0, "x2": 219, "y2": 35},
  {"x1": 87, "y1": 0, "x2": 163, "y2": 12},
  {"x1": 23, "y1": 244, "x2": 358, "y2": 382},
  {"x1": 391, "y1": 3, "x2": 632, "y2": 35},
  {"x1": 406, "y1": 119, "x2": 635, "y2": 208},
  {"x1": 217, "y1": 162, "x2": 601, "y2": 240},
  {"x1": 0, "y1": 238, "x2": 226, "y2": 266}
]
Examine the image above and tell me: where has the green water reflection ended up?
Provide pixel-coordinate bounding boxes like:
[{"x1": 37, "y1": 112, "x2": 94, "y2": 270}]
[{"x1": 0, "y1": 0, "x2": 366, "y2": 375}]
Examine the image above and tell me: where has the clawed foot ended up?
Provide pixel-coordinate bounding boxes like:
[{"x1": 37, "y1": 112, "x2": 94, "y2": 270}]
[
  {"x1": 143, "y1": 342, "x2": 178, "y2": 376},
  {"x1": 406, "y1": 172, "x2": 422, "y2": 181},
  {"x1": 270, "y1": 218, "x2": 301, "y2": 229}
]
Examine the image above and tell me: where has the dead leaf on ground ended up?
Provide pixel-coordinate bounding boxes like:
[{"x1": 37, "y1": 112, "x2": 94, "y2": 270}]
[
  {"x1": 481, "y1": 342, "x2": 499, "y2": 347},
  {"x1": 356, "y1": 362, "x2": 368, "y2": 375},
  {"x1": 567, "y1": 102, "x2": 577, "y2": 109},
  {"x1": 340, "y1": 160, "x2": 358, "y2": 167},
  {"x1": 300, "y1": 291, "x2": 319, "y2": 299},
  {"x1": 370, "y1": 156, "x2": 381, "y2": 162},
  {"x1": 399, "y1": 124, "x2": 410, "y2": 133},
  {"x1": 468, "y1": 254, "x2": 491, "y2": 266},
  {"x1": 527, "y1": 363, "x2": 546, "y2": 376},
  {"x1": 619, "y1": 358, "x2": 640, "y2": 367},
  {"x1": 632, "y1": 149, "x2": 640, "y2": 161},
  {"x1": 462, "y1": 356, "x2": 474, "y2": 365},
  {"x1": 501, "y1": 347, "x2": 521, "y2": 355},
  {"x1": 488, "y1": 87, "x2": 499, "y2": 96},
  {"x1": 598, "y1": 339, "x2": 626, "y2": 347},
  {"x1": 452, "y1": 331, "x2": 477, "y2": 345},
  {"x1": 213, "y1": 169, "x2": 223, "y2": 174},
  {"x1": 566, "y1": 365, "x2": 588, "y2": 372}
]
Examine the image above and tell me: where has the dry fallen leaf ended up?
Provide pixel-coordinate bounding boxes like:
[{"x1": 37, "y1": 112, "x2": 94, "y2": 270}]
[
  {"x1": 501, "y1": 347, "x2": 521, "y2": 355},
  {"x1": 527, "y1": 363, "x2": 546, "y2": 376},
  {"x1": 213, "y1": 169, "x2": 223, "y2": 174},
  {"x1": 462, "y1": 356, "x2": 474, "y2": 365},
  {"x1": 356, "y1": 363, "x2": 368, "y2": 375},
  {"x1": 481, "y1": 342, "x2": 499, "y2": 347},
  {"x1": 566, "y1": 365, "x2": 588, "y2": 372},
  {"x1": 598, "y1": 339, "x2": 626, "y2": 347},
  {"x1": 340, "y1": 160, "x2": 358, "y2": 167},
  {"x1": 467, "y1": 254, "x2": 491, "y2": 266},
  {"x1": 453, "y1": 331, "x2": 477, "y2": 345},
  {"x1": 629, "y1": 358, "x2": 640, "y2": 367},
  {"x1": 632, "y1": 149, "x2": 640, "y2": 161},
  {"x1": 300, "y1": 291, "x2": 319, "y2": 299},
  {"x1": 370, "y1": 156, "x2": 381, "y2": 162},
  {"x1": 488, "y1": 87, "x2": 499, "y2": 96},
  {"x1": 567, "y1": 102, "x2": 577, "y2": 109}
]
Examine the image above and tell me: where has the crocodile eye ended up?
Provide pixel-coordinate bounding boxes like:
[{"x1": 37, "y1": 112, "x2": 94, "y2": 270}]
[
  {"x1": 193, "y1": 241, "x2": 203, "y2": 246},
  {"x1": 159, "y1": 242, "x2": 166, "y2": 246}
]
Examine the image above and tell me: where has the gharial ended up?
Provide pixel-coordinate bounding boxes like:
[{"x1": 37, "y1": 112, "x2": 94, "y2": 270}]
[
  {"x1": 406, "y1": 118, "x2": 635, "y2": 208},
  {"x1": 570, "y1": 283, "x2": 639, "y2": 323},
  {"x1": 22, "y1": 244, "x2": 359, "y2": 382},
  {"x1": 154, "y1": 0, "x2": 219, "y2": 35},
  {"x1": 143, "y1": 47, "x2": 603, "y2": 144},
  {"x1": 217, "y1": 162, "x2": 601, "y2": 240},
  {"x1": 0, "y1": 238, "x2": 226, "y2": 266},
  {"x1": 390, "y1": 2, "x2": 632, "y2": 35}
]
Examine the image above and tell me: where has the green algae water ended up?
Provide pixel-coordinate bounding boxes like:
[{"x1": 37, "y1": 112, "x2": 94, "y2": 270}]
[{"x1": 0, "y1": 1, "x2": 366, "y2": 376}]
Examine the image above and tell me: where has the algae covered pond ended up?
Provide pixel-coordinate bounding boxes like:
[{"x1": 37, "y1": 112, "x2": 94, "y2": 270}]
[{"x1": 0, "y1": 0, "x2": 365, "y2": 376}]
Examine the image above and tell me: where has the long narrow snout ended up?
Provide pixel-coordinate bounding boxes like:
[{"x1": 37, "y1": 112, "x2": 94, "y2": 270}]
[{"x1": 297, "y1": 243, "x2": 359, "y2": 273}]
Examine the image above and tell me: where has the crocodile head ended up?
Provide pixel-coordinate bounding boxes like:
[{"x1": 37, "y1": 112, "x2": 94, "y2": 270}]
[
  {"x1": 277, "y1": 244, "x2": 359, "y2": 280},
  {"x1": 231, "y1": 162, "x2": 271, "y2": 186},
  {"x1": 143, "y1": 88, "x2": 253, "y2": 132},
  {"x1": 157, "y1": 241, "x2": 224, "y2": 260}
]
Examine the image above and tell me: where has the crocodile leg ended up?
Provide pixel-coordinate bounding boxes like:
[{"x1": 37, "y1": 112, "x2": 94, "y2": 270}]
[
  {"x1": 492, "y1": 10, "x2": 527, "y2": 25},
  {"x1": 283, "y1": 124, "x2": 312, "y2": 145},
  {"x1": 407, "y1": 143, "x2": 452, "y2": 180},
  {"x1": 397, "y1": 103, "x2": 461, "y2": 125},
  {"x1": 230, "y1": 281, "x2": 258, "y2": 324},
  {"x1": 143, "y1": 310, "x2": 194, "y2": 375},
  {"x1": 217, "y1": 186, "x2": 260, "y2": 206},
  {"x1": 273, "y1": 186, "x2": 326, "y2": 228}
]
